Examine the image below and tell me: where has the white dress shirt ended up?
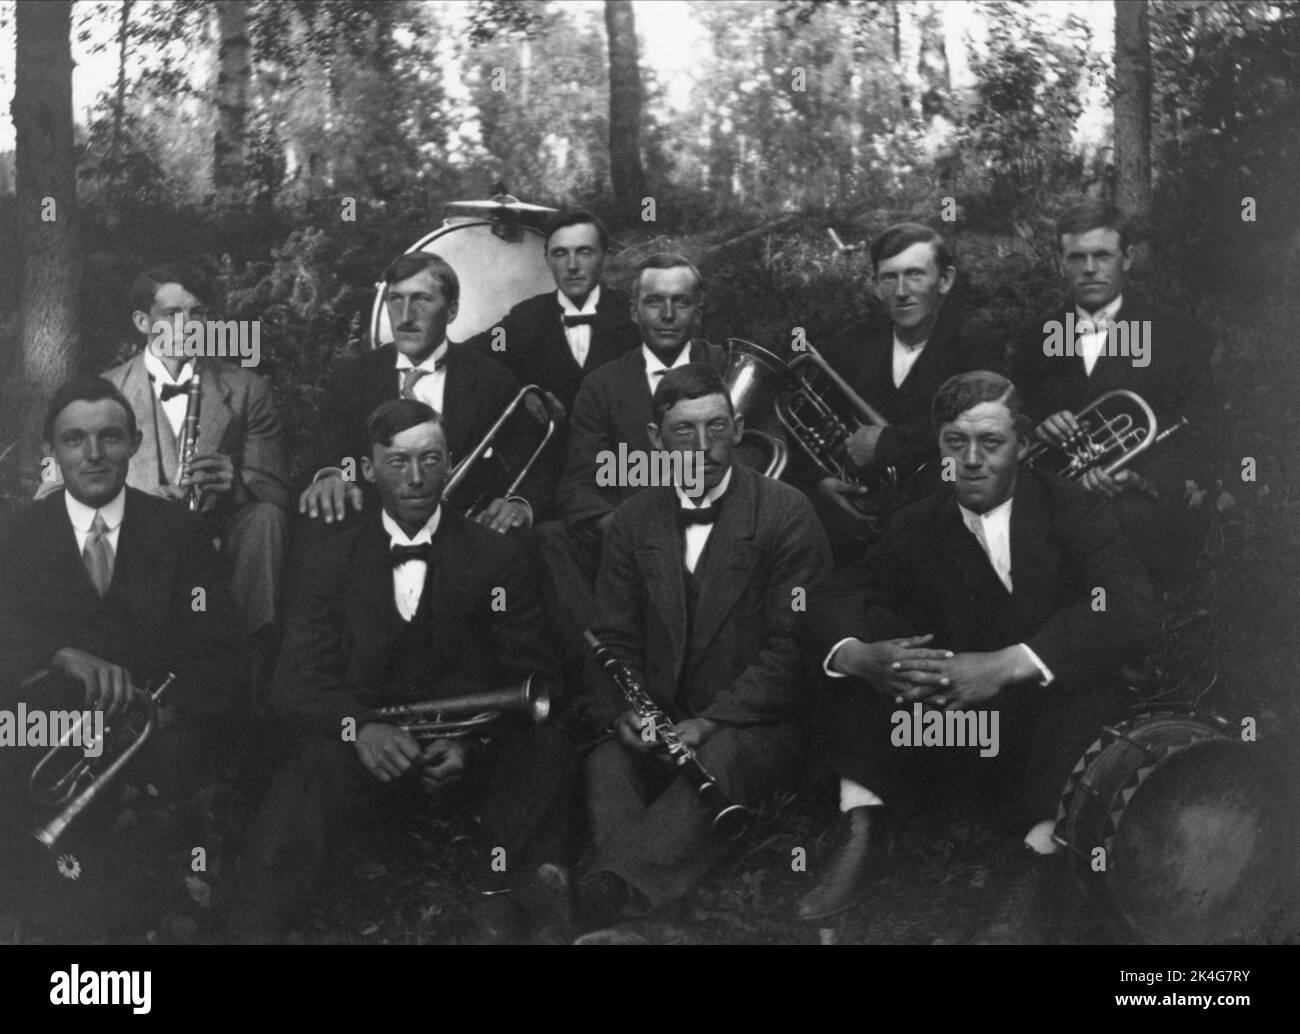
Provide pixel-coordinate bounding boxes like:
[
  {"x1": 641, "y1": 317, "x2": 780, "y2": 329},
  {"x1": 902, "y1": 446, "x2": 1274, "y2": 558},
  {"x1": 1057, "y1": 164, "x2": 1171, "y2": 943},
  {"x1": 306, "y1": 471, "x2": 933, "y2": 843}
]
[
  {"x1": 1075, "y1": 294, "x2": 1124, "y2": 376},
  {"x1": 395, "y1": 341, "x2": 449, "y2": 412},
  {"x1": 558, "y1": 285, "x2": 600, "y2": 368},
  {"x1": 891, "y1": 334, "x2": 927, "y2": 388},
  {"x1": 678, "y1": 466, "x2": 732, "y2": 574},
  {"x1": 643, "y1": 343, "x2": 693, "y2": 396},
  {"x1": 823, "y1": 495, "x2": 1053, "y2": 685},
  {"x1": 383, "y1": 507, "x2": 442, "y2": 622},
  {"x1": 65, "y1": 487, "x2": 127, "y2": 554},
  {"x1": 143, "y1": 349, "x2": 196, "y2": 438}
]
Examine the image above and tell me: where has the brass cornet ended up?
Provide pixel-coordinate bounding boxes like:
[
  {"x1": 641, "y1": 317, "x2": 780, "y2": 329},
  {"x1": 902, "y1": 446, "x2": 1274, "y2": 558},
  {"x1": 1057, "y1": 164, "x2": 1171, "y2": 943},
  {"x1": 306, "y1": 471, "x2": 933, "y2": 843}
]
[
  {"x1": 442, "y1": 384, "x2": 560, "y2": 518},
  {"x1": 373, "y1": 672, "x2": 552, "y2": 742},
  {"x1": 720, "y1": 338, "x2": 790, "y2": 480},
  {"x1": 29, "y1": 672, "x2": 176, "y2": 853},
  {"x1": 1025, "y1": 389, "x2": 1190, "y2": 480},
  {"x1": 774, "y1": 341, "x2": 900, "y2": 516}
]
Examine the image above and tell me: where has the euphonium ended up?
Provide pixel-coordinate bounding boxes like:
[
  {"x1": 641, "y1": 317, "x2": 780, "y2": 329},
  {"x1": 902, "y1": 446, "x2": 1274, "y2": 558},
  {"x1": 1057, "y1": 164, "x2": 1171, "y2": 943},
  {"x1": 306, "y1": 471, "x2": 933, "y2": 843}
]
[
  {"x1": 720, "y1": 338, "x2": 790, "y2": 480},
  {"x1": 29, "y1": 672, "x2": 177, "y2": 853},
  {"x1": 774, "y1": 340, "x2": 899, "y2": 516},
  {"x1": 373, "y1": 672, "x2": 552, "y2": 742},
  {"x1": 441, "y1": 384, "x2": 560, "y2": 518},
  {"x1": 1024, "y1": 389, "x2": 1189, "y2": 480},
  {"x1": 584, "y1": 631, "x2": 753, "y2": 841},
  {"x1": 176, "y1": 370, "x2": 202, "y2": 511}
]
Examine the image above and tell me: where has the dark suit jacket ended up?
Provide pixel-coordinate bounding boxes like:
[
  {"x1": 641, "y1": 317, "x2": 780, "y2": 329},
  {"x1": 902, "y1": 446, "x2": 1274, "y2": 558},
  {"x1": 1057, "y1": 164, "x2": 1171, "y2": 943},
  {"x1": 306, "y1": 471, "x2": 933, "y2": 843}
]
[
  {"x1": 1009, "y1": 296, "x2": 1212, "y2": 475},
  {"x1": 585, "y1": 464, "x2": 833, "y2": 731},
  {"x1": 0, "y1": 488, "x2": 242, "y2": 720},
  {"x1": 806, "y1": 467, "x2": 1155, "y2": 689},
  {"x1": 313, "y1": 342, "x2": 550, "y2": 516},
  {"x1": 813, "y1": 304, "x2": 1000, "y2": 477},
  {"x1": 272, "y1": 507, "x2": 554, "y2": 738},
  {"x1": 559, "y1": 340, "x2": 727, "y2": 527},
  {"x1": 467, "y1": 287, "x2": 640, "y2": 413},
  {"x1": 38, "y1": 354, "x2": 291, "y2": 512}
]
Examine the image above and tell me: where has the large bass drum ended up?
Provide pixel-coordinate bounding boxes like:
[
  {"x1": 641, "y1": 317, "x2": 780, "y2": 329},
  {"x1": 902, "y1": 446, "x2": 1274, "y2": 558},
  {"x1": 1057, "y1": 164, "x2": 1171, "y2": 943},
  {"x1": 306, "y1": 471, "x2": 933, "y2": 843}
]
[
  {"x1": 1052, "y1": 708, "x2": 1294, "y2": 944},
  {"x1": 369, "y1": 197, "x2": 558, "y2": 347}
]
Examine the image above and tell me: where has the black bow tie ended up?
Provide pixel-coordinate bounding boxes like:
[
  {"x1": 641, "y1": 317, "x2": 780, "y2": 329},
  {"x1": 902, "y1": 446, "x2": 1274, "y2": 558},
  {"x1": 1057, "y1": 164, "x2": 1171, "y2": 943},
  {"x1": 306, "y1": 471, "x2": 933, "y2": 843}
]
[
  {"x1": 678, "y1": 504, "x2": 720, "y2": 527},
  {"x1": 157, "y1": 380, "x2": 193, "y2": 402},
  {"x1": 563, "y1": 314, "x2": 597, "y2": 328},
  {"x1": 390, "y1": 543, "x2": 432, "y2": 565}
]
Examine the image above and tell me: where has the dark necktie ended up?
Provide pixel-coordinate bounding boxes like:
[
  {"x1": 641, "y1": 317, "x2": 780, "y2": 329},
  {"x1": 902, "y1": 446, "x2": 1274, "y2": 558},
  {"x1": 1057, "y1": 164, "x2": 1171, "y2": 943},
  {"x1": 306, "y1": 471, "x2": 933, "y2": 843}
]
[
  {"x1": 158, "y1": 380, "x2": 193, "y2": 402},
  {"x1": 678, "y1": 503, "x2": 720, "y2": 527},
  {"x1": 563, "y1": 314, "x2": 597, "y2": 328},
  {"x1": 83, "y1": 513, "x2": 114, "y2": 597},
  {"x1": 391, "y1": 543, "x2": 432, "y2": 566}
]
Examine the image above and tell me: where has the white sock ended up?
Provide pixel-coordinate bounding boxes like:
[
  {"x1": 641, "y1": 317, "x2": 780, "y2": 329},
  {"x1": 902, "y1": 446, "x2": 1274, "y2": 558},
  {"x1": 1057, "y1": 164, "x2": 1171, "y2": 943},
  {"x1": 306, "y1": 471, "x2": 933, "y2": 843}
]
[
  {"x1": 839, "y1": 778, "x2": 885, "y2": 811},
  {"x1": 1023, "y1": 819, "x2": 1059, "y2": 855}
]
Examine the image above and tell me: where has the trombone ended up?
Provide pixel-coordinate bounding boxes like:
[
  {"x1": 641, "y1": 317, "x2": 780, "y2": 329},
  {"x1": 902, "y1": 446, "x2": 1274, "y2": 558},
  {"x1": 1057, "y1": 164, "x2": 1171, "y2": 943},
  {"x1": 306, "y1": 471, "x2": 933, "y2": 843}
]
[
  {"x1": 441, "y1": 384, "x2": 560, "y2": 518},
  {"x1": 1025, "y1": 389, "x2": 1190, "y2": 481}
]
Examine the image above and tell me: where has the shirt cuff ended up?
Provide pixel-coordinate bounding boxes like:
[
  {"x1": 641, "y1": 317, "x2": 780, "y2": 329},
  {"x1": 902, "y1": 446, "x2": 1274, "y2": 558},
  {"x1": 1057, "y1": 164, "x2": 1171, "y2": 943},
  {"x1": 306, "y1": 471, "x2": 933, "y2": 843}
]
[
  {"x1": 1018, "y1": 643, "x2": 1055, "y2": 686},
  {"x1": 823, "y1": 637, "x2": 858, "y2": 679}
]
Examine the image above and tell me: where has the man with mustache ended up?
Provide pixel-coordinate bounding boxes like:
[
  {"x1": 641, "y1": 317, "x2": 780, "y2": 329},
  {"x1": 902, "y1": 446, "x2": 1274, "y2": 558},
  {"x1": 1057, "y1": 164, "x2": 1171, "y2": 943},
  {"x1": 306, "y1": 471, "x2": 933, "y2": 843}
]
[
  {"x1": 234, "y1": 399, "x2": 573, "y2": 943},
  {"x1": 300, "y1": 252, "x2": 548, "y2": 534},
  {"x1": 795, "y1": 371, "x2": 1154, "y2": 937},
  {"x1": 1009, "y1": 202, "x2": 1213, "y2": 582}
]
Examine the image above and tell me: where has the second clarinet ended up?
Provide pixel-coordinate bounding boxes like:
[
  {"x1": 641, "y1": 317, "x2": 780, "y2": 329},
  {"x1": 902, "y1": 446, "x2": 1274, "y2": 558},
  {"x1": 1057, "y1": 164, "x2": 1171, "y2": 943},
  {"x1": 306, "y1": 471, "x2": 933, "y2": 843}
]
[
  {"x1": 176, "y1": 370, "x2": 202, "y2": 511},
  {"x1": 583, "y1": 630, "x2": 753, "y2": 841}
]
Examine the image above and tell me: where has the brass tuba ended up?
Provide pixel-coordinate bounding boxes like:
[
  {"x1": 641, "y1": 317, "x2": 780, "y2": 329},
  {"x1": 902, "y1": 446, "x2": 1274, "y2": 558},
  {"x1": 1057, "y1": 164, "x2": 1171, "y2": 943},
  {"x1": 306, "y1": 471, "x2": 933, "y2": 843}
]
[
  {"x1": 373, "y1": 672, "x2": 552, "y2": 742},
  {"x1": 774, "y1": 341, "x2": 899, "y2": 516},
  {"x1": 29, "y1": 672, "x2": 176, "y2": 854},
  {"x1": 721, "y1": 338, "x2": 790, "y2": 480},
  {"x1": 441, "y1": 385, "x2": 561, "y2": 518},
  {"x1": 1024, "y1": 389, "x2": 1190, "y2": 480}
]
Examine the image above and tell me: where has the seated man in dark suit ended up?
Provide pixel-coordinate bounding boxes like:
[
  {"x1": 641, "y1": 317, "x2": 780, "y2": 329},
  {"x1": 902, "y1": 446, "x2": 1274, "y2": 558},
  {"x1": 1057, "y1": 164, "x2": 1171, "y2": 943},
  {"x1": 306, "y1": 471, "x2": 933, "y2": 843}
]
[
  {"x1": 0, "y1": 377, "x2": 242, "y2": 927},
  {"x1": 795, "y1": 371, "x2": 1155, "y2": 934},
  {"x1": 802, "y1": 223, "x2": 998, "y2": 559},
  {"x1": 300, "y1": 252, "x2": 549, "y2": 533},
  {"x1": 576, "y1": 365, "x2": 832, "y2": 932},
  {"x1": 1009, "y1": 201, "x2": 1213, "y2": 582},
  {"x1": 233, "y1": 400, "x2": 573, "y2": 944},
  {"x1": 468, "y1": 208, "x2": 639, "y2": 419}
]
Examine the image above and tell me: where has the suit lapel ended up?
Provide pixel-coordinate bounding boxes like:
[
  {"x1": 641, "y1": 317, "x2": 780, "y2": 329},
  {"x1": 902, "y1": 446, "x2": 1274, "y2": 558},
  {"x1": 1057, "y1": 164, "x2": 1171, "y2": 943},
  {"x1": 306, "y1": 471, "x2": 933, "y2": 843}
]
[
  {"x1": 442, "y1": 348, "x2": 480, "y2": 460},
  {"x1": 109, "y1": 490, "x2": 169, "y2": 610},
  {"x1": 195, "y1": 359, "x2": 234, "y2": 457},
  {"x1": 44, "y1": 493, "x2": 101, "y2": 604},
  {"x1": 1007, "y1": 472, "x2": 1054, "y2": 620},
  {"x1": 688, "y1": 466, "x2": 759, "y2": 664},
  {"x1": 636, "y1": 490, "x2": 689, "y2": 679},
  {"x1": 590, "y1": 288, "x2": 629, "y2": 368},
  {"x1": 116, "y1": 354, "x2": 171, "y2": 488}
]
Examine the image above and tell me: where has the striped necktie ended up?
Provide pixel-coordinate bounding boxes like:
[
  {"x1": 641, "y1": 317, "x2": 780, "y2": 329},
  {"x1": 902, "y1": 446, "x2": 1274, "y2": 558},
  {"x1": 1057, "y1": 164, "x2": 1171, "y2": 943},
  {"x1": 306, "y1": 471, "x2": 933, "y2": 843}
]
[{"x1": 83, "y1": 512, "x2": 114, "y2": 597}]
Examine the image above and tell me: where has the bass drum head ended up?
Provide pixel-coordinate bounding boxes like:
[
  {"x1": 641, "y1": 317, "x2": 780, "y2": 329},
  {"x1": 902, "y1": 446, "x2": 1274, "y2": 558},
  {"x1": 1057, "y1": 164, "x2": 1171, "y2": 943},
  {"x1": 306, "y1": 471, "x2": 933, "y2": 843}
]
[
  {"x1": 1112, "y1": 739, "x2": 1293, "y2": 944},
  {"x1": 370, "y1": 219, "x2": 555, "y2": 347}
]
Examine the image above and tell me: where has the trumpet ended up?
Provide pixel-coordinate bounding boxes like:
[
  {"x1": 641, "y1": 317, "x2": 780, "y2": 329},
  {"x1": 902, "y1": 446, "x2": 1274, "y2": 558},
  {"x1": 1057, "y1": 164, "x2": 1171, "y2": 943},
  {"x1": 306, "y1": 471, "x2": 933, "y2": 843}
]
[
  {"x1": 584, "y1": 631, "x2": 753, "y2": 841},
  {"x1": 1025, "y1": 390, "x2": 1190, "y2": 481},
  {"x1": 374, "y1": 672, "x2": 552, "y2": 743},
  {"x1": 29, "y1": 672, "x2": 176, "y2": 854},
  {"x1": 442, "y1": 384, "x2": 560, "y2": 518},
  {"x1": 176, "y1": 371, "x2": 202, "y2": 511},
  {"x1": 774, "y1": 341, "x2": 900, "y2": 516},
  {"x1": 721, "y1": 338, "x2": 790, "y2": 480}
]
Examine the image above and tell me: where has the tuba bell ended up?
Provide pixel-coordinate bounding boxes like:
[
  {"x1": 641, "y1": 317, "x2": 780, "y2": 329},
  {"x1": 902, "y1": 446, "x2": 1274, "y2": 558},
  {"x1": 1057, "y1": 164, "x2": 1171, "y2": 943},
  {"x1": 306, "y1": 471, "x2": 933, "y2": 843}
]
[
  {"x1": 1024, "y1": 389, "x2": 1190, "y2": 481},
  {"x1": 720, "y1": 338, "x2": 790, "y2": 480}
]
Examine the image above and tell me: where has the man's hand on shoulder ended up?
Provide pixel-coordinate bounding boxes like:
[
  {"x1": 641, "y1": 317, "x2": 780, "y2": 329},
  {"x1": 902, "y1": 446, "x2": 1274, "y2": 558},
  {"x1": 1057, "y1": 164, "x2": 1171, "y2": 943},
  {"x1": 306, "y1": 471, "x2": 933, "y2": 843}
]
[{"x1": 299, "y1": 473, "x2": 364, "y2": 523}]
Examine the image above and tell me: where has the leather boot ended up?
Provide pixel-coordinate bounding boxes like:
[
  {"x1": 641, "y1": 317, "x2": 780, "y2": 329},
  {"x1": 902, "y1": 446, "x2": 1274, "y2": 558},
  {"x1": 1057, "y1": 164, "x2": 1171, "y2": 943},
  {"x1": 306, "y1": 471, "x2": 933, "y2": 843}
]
[{"x1": 795, "y1": 806, "x2": 893, "y2": 921}]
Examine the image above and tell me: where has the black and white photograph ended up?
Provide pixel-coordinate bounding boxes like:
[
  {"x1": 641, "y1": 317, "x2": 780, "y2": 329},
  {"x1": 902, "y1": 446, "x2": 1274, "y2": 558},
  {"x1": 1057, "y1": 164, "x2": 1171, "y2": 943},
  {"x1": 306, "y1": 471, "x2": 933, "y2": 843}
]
[{"x1": 0, "y1": 0, "x2": 1295, "y2": 1007}]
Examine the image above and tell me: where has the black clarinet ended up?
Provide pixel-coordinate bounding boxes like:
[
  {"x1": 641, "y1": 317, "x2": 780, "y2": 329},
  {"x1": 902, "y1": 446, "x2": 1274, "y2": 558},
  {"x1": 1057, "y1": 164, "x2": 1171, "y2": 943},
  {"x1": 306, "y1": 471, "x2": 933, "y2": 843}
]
[{"x1": 584, "y1": 631, "x2": 753, "y2": 841}]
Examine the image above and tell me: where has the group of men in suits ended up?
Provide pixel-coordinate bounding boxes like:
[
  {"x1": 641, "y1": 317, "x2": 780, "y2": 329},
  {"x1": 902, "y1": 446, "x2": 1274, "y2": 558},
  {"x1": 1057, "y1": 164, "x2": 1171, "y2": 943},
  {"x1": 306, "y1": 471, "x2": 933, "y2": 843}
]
[{"x1": 0, "y1": 199, "x2": 1205, "y2": 943}]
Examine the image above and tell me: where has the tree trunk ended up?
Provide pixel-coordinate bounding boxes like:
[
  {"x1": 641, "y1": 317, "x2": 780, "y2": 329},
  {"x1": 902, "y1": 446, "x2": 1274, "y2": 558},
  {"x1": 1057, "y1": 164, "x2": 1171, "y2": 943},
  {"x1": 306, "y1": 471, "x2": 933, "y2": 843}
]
[
  {"x1": 1113, "y1": 0, "x2": 1152, "y2": 220},
  {"x1": 110, "y1": 0, "x2": 133, "y2": 167},
  {"x1": 10, "y1": 0, "x2": 80, "y2": 491},
  {"x1": 604, "y1": 0, "x2": 645, "y2": 223},
  {"x1": 214, "y1": 0, "x2": 251, "y2": 208}
]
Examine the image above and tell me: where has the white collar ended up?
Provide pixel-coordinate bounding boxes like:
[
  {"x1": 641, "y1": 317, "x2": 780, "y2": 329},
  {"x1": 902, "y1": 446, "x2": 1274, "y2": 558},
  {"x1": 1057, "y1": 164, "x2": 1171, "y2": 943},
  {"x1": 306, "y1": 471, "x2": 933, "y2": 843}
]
[
  {"x1": 382, "y1": 506, "x2": 442, "y2": 546},
  {"x1": 558, "y1": 284, "x2": 601, "y2": 315},
  {"x1": 958, "y1": 495, "x2": 1013, "y2": 527},
  {"x1": 143, "y1": 347, "x2": 195, "y2": 385},
  {"x1": 642, "y1": 343, "x2": 693, "y2": 374},
  {"x1": 395, "y1": 342, "x2": 449, "y2": 372},
  {"x1": 677, "y1": 465, "x2": 733, "y2": 509},
  {"x1": 65, "y1": 486, "x2": 127, "y2": 533},
  {"x1": 1075, "y1": 293, "x2": 1124, "y2": 325}
]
